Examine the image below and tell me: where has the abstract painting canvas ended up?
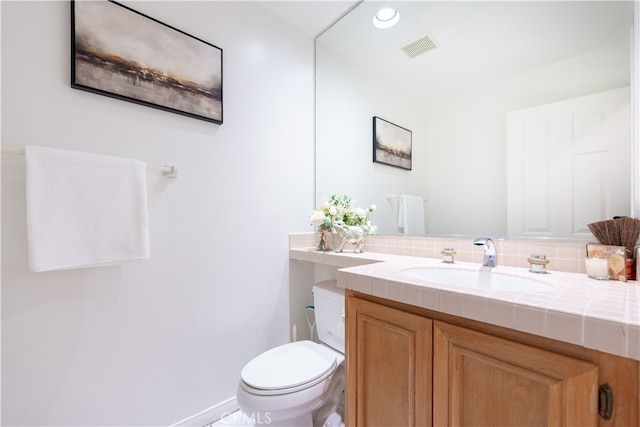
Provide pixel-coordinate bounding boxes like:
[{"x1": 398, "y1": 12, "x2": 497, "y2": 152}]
[
  {"x1": 71, "y1": 1, "x2": 223, "y2": 124},
  {"x1": 373, "y1": 116, "x2": 412, "y2": 170}
]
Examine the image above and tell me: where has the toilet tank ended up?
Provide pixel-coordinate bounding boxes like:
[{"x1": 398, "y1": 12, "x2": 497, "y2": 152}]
[{"x1": 312, "y1": 280, "x2": 345, "y2": 353}]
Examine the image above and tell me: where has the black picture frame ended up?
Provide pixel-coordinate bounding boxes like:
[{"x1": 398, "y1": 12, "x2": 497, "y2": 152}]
[
  {"x1": 71, "y1": 0, "x2": 223, "y2": 124},
  {"x1": 373, "y1": 116, "x2": 412, "y2": 170}
]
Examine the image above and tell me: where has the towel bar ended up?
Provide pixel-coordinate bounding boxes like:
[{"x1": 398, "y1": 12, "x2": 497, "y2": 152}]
[
  {"x1": 1, "y1": 146, "x2": 179, "y2": 178},
  {"x1": 387, "y1": 193, "x2": 428, "y2": 202}
]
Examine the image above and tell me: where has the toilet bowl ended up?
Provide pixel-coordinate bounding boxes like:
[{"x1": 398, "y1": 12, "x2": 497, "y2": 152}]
[
  {"x1": 236, "y1": 280, "x2": 345, "y2": 427},
  {"x1": 236, "y1": 340, "x2": 344, "y2": 426}
]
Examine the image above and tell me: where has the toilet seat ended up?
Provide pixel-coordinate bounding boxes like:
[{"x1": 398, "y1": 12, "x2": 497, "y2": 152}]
[{"x1": 240, "y1": 341, "x2": 338, "y2": 396}]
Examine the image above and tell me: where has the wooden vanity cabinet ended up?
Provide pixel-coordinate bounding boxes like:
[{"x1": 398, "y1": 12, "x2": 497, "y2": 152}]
[
  {"x1": 345, "y1": 290, "x2": 639, "y2": 427},
  {"x1": 433, "y1": 321, "x2": 597, "y2": 426},
  {"x1": 346, "y1": 295, "x2": 433, "y2": 426}
]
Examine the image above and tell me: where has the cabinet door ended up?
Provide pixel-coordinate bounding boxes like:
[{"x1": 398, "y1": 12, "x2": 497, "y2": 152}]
[
  {"x1": 346, "y1": 296, "x2": 433, "y2": 426},
  {"x1": 433, "y1": 321, "x2": 598, "y2": 426}
]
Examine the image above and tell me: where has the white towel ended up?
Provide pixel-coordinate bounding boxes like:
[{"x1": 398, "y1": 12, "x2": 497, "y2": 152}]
[
  {"x1": 25, "y1": 145, "x2": 150, "y2": 272},
  {"x1": 398, "y1": 194, "x2": 425, "y2": 235}
]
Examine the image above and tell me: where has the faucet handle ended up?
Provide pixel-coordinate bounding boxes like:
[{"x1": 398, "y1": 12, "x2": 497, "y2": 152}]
[
  {"x1": 527, "y1": 254, "x2": 549, "y2": 274},
  {"x1": 441, "y1": 248, "x2": 456, "y2": 264}
]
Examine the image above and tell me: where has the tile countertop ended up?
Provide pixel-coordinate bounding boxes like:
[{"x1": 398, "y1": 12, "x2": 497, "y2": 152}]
[{"x1": 289, "y1": 248, "x2": 640, "y2": 361}]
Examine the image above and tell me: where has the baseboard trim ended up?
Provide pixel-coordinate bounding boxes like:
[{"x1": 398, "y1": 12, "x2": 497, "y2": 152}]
[{"x1": 170, "y1": 396, "x2": 239, "y2": 427}]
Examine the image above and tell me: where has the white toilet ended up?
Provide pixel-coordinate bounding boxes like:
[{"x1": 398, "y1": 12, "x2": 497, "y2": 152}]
[{"x1": 236, "y1": 280, "x2": 345, "y2": 427}]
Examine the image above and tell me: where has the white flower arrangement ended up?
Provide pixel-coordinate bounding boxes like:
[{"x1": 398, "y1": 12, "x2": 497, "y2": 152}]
[{"x1": 310, "y1": 193, "x2": 377, "y2": 235}]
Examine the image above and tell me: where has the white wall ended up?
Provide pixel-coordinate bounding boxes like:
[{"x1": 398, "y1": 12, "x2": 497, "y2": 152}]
[{"x1": 1, "y1": 1, "x2": 315, "y2": 425}]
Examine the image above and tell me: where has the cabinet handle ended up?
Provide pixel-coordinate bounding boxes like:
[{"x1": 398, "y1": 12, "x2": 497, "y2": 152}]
[{"x1": 598, "y1": 383, "x2": 614, "y2": 420}]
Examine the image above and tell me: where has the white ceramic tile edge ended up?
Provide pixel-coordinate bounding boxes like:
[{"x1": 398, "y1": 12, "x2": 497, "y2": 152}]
[{"x1": 337, "y1": 260, "x2": 639, "y2": 361}]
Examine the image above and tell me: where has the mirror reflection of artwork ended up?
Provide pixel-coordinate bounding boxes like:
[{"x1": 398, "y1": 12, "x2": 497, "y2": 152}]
[{"x1": 373, "y1": 116, "x2": 412, "y2": 170}]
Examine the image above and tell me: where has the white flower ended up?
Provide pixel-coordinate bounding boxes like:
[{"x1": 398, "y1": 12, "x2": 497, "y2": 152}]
[
  {"x1": 310, "y1": 210, "x2": 326, "y2": 227},
  {"x1": 310, "y1": 193, "x2": 377, "y2": 234}
]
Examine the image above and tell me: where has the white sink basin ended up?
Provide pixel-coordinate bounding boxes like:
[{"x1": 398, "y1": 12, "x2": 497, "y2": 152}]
[{"x1": 402, "y1": 267, "x2": 554, "y2": 292}]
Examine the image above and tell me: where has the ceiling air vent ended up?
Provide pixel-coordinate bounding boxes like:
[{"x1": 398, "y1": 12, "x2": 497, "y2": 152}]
[{"x1": 401, "y1": 33, "x2": 438, "y2": 59}]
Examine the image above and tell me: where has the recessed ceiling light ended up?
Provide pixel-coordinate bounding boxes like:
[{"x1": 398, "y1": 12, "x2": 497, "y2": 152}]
[{"x1": 373, "y1": 7, "x2": 400, "y2": 29}]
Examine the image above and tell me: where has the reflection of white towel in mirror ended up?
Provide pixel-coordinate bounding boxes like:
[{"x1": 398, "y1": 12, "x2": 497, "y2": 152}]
[{"x1": 398, "y1": 194, "x2": 425, "y2": 235}]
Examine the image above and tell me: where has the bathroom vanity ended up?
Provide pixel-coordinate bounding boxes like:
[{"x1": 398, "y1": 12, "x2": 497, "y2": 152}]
[
  {"x1": 289, "y1": 235, "x2": 640, "y2": 426},
  {"x1": 346, "y1": 291, "x2": 636, "y2": 426}
]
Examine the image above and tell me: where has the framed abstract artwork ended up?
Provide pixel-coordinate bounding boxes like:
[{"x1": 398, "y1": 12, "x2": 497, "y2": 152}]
[
  {"x1": 71, "y1": 0, "x2": 223, "y2": 124},
  {"x1": 373, "y1": 116, "x2": 412, "y2": 170}
]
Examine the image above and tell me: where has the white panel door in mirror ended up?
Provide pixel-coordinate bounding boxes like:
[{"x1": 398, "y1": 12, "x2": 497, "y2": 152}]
[{"x1": 507, "y1": 87, "x2": 630, "y2": 238}]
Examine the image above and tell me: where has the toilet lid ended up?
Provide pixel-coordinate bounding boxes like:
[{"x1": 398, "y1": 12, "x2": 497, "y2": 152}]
[{"x1": 240, "y1": 341, "x2": 337, "y2": 392}]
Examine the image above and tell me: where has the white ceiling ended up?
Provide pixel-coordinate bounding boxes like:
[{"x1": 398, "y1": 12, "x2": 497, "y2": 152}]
[
  {"x1": 258, "y1": 1, "x2": 359, "y2": 38},
  {"x1": 265, "y1": 0, "x2": 633, "y2": 106}
]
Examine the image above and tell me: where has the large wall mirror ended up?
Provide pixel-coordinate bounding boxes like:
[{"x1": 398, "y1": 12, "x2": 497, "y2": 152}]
[{"x1": 316, "y1": 0, "x2": 638, "y2": 239}]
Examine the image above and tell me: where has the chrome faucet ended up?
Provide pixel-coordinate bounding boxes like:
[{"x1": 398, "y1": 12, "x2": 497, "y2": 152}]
[{"x1": 473, "y1": 237, "x2": 497, "y2": 267}]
